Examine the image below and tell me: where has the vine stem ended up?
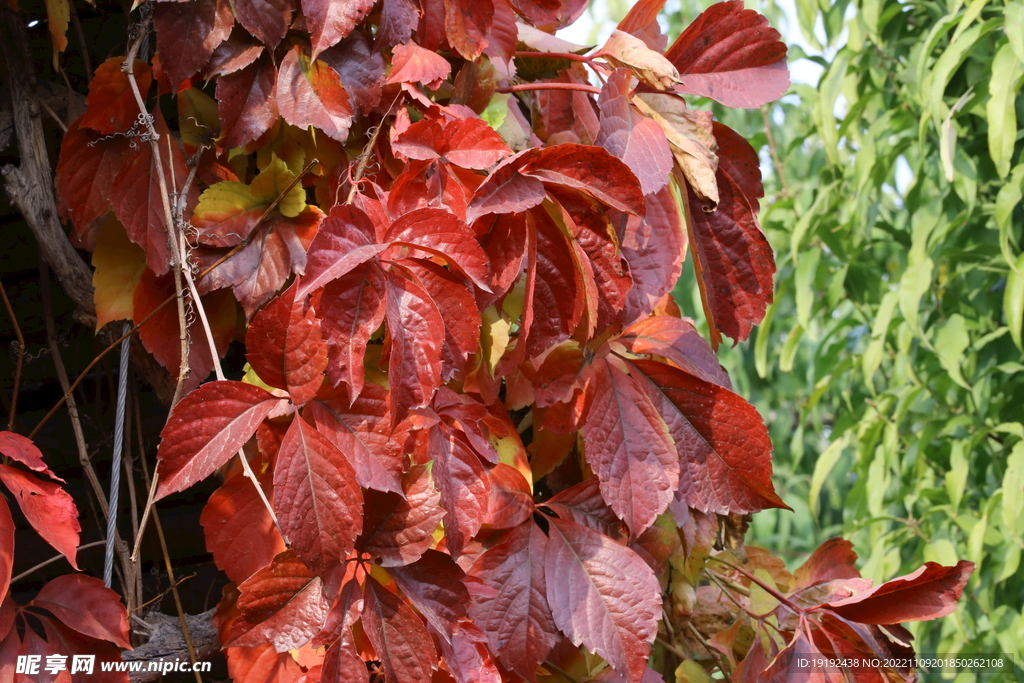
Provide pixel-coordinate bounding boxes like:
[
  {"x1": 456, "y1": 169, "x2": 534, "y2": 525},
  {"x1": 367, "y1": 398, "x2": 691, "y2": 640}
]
[
  {"x1": 513, "y1": 50, "x2": 594, "y2": 63},
  {"x1": 706, "y1": 555, "x2": 802, "y2": 613},
  {"x1": 11, "y1": 540, "x2": 107, "y2": 583},
  {"x1": 496, "y1": 82, "x2": 602, "y2": 95},
  {"x1": 1, "y1": 279, "x2": 24, "y2": 431}
]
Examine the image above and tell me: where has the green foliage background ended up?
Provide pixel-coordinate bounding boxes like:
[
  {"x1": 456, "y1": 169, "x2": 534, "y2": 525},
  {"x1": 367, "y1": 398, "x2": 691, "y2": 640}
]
[{"x1": 622, "y1": 0, "x2": 1024, "y2": 678}]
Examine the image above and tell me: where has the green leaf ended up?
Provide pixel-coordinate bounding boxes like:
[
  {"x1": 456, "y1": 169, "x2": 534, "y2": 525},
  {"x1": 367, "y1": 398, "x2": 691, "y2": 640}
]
[
  {"x1": 816, "y1": 49, "x2": 852, "y2": 166},
  {"x1": 810, "y1": 433, "x2": 849, "y2": 516},
  {"x1": 1007, "y1": 2, "x2": 1024, "y2": 63},
  {"x1": 1004, "y1": 252, "x2": 1024, "y2": 351},
  {"x1": 996, "y1": 165, "x2": 1024, "y2": 269},
  {"x1": 863, "y1": 291, "x2": 900, "y2": 390},
  {"x1": 755, "y1": 300, "x2": 777, "y2": 379},
  {"x1": 780, "y1": 323, "x2": 804, "y2": 373},
  {"x1": 933, "y1": 313, "x2": 972, "y2": 389},
  {"x1": 795, "y1": 249, "x2": 820, "y2": 332},
  {"x1": 1003, "y1": 442, "x2": 1024, "y2": 532},
  {"x1": 899, "y1": 258, "x2": 933, "y2": 338},
  {"x1": 987, "y1": 43, "x2": 1024, "y2": 178},
  {"x1": 945, "y1": 441, "x2": 969, "y2": 512},
  {"x1": 927, "y1": 19, "x2": 1000, "y2": 129}
]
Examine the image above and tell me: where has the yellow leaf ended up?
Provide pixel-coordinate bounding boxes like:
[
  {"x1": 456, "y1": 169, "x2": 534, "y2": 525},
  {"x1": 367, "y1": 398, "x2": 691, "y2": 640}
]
[
  {"x1": 178, "y1": 87, "x2": 221, "y2": 152},
  {"x1": 251, "y1": 154, "x2": 306, "y2": 217},
  {"x1": 600, "y1": 30, "x2": 682, "y2": 91},
  {"x1": 634, "y1": 94, "x2": 720, "y2": 204},
  {"x1": 91, "y1": 215, "x2": 146, "y2": 330},
  {"x1": 675, "y1": 660, "x2": 713, "y2": 683},
  {"x1": 44, "y1": 0, "x2": 69, "y2": 68}
]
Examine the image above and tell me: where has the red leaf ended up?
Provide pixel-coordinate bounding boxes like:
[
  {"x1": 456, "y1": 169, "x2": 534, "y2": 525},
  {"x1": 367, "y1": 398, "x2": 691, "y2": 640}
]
[
  {"x1": 155, "y1": 381, "x2": 286, "y2": 499},
  {"x1": 389, "y1": 549, "x2": 470, "y2": 637},
  {"x1": 231, "y1": 550, "x2": 328, "y2": 651},
  {"x1": 583, "y1": 358, "x2": 679, "y2": 535},
  {"x1": 794, "y1": 538, "x2": 861, "y2": 590},
  {"x1": 234, "y1": 0, "x2": 294, "y2": 45},
  {"x1": 80, "y1": 58, "x2": 151, "y2": 135},
  {"x1": 477, "y1": 212, "x2": 527, "y2": 296},
  {"x1": 466, "y1": 152, "x2": 546, "y2": 225},
  {"x1": 402, "y1": 259, "x2": 481, "y2": 381},
  {"x1": 596, "y1": 70, "x2": 673, "y2": 196},
  {"x1": 320, "y1": 31, "x2": 386, "y2": 118},
  {"x1": 384, "y1": 270, "x2": 446, "y2": 414},
  {"x1": 0, "y1": 432, "x2": 63, "y2": 482},
  {"x1": 616, "y1": 0, "x2": 666, "y2": 34},
  {"x1": 361, "y1": 575, "x2": 437, "y2": 683},
  {"x1": 206, "y1": 33, "x2": 265, "y2": 77},
  {"x1": 153, "y1": 0, "x2": 234, "y2": 86},
  {"x1": 277, "y1": 46, "x2": 353, "y2": 143},
  {"x1": 508, "y1": 0, "x2": 586, "y2": 31},
  {"x1": 664, "y1": 0, "x2": 789, "y2": 108},
  {"x1": 297, "y1": 205, "x2": 384, "y2": 297},
  {"x1": 55, "y1": 121, "x2": 130, "y2": 249},
  {"x1": 322, "y1": 636, "x2": 368, "y2": 683},
  {"x1": 686, "y1": 122, "x2": 774, "y2": 344},
  {"x1": 133, "y1": 268, "x2": 238, "y2": 392},
  {"x1": 227, "y1": 644, "x2": 305, "y2": 683},
  {"x1": 824, "y1": 561, "x2": 975, "y2": 625},
  {"x1": 385, "y1": 208, "x2": 491, "y2": 291},
  {"x1": 376, "y1": 0, "x2": 419, "y2": 48},
  {"x1": 442, "y1": 0, "x2": 492, "y2": 59},
  {"x1": 426, "y1": 423, "x2": 489, "y2": 556},
  {"x1": 37, "y1": 616, "x2": 128, "y2": 683},
  {"x1": 110, "y1": 109, "x2": 197, "y2": 275},
  {"x1": 309, "y1": 384, "x2": 402, "y2": 493},
  {"x1": 469, "y1": 522, "x2": 558, "y2": 680},
  {"x1": 617, "y1": 316, "x2": 731, "y2": 388},
  {"x1": 437, "y1": 622, "x2": 502, "y2": 683},
  {"x1": 30, "y1": 575, "x2": 130, "y2": 649},
  {"x1": 196, "y1": 207, "x2": 324, "y2": 318},
  {"x1": 217, "y1": 54, "x2": 279, "y2": 148},
  {"x1": 483, "y1": 462, "x2": 534, "y2": 529},
  {"x1": 614, "y1": 186, "x2": 686, "y2": 325},
  {"x1": 359, "y1": 464, "x2": 445, "y2": 566},
  {"x1": 386, "y1": 40, "x2": 452, "y2": 87},
  {"x1": 201, "y1": 468, "x2": 287, "y2": 584},
  {"x1": 629, "y1": 359, "x2": 786, "y2": 514},
  {"x1": 545, "y1": 477, "x2": 624, "y2": 539},
  {"x1": 544, "y1": 516, "x2": 661, "y2": 683},
  {"x1": 247, "y1": 283, "x2": 328, "y2": 405},
  {"x1": 273, "y1": 415, "x2": 363, "y2": 574},
  {"x1": 0, "y1": 499, "x2": 13, "y2": 603},
  {"x1": 393, "y1": 116, "x2": 510, "y2": 170},
  {"x1": 303, "y1": 0, "x2": 375, "y2": 58},
  {"x1": 0, "y1": 465, "x2": 80, "y2": 569},
  {"x1": 521, "y1": 145, "x2": 646, "y2": 216}
]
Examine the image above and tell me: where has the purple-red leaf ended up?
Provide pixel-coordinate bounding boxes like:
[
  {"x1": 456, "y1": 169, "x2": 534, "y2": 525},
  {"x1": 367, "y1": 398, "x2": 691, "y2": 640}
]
[
  {"x1": 388, "y1": 549, "x2": 469, "y2": 638},
  {"x1": 277, "y1": 46, "x2": 353, "y2": 142},
  {"x1": 234, "y1": 0, "x2": 294, "y2": 45},
  {"x1": 617, "y1": 316, "x2": 731, "y2": 388},
  {"x1": 483, "y1": 462, "x2": 534, "y2": 529},
  {"x1": 359, "y1": 464, "x2": 445, "y2": 566},
  {"x1": 303, "y1": 0, "x2": 375, "y2": 58},
  {"x1": 384, "y1": 270, "x2": 446, "y2": 414},
  {"x1": 217, "y1": 54, "x2": 279, "y2": 148},
  {"x1": 298, "y1": 205, "x2": 383, "y2": 297},
  {"x1": 153, "y1": 0, "x2": 234, "y2": 86},
  {"x1": 544, "y1": 516, "x2": 662, "y2": 683},
  {"x1": 426, "y1": 423, "x2": 489, "y2": 557},
  {"x1": 273, "y1": 415, "x2": 363, "y2": 574},
  {"x1": 521, "y1": 144, "x2": 646, "y2": 216},
  {"x1": 361, "y1": 575, "x2": 437, "y2": 683},
  {"x1": 155, "y1": 381, "x2": 286, "y2": 499}
]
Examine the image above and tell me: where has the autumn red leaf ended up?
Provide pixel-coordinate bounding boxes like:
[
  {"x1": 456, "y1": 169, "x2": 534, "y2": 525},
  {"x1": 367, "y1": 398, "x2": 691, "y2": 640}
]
[
  {"x1": 384, "y1": 270, "x2": 446, "y2": 414},
  {"x1": 0, "y1": 465, "x2": 80, "y2": 570},
  {"x1": 361, "y1": 575, "x2": 437, "y2": 683},
  {"x1": 201, "y1": 469, "x2": 287, "y2": 584},
  {"x1": 388, "y1": 549, "x2": 470, "y2": 638},
  {"x1": 423, "y1": 421, "x2": 490, "y2": 557},
  {"x1": 629, "y1": 359, "x2": 786, "y2": 514},
  {"x1": 616, "y1": 316, "x2": 731, "y2": 388},
  {"x1": 794, "y1": 538, "x2": 862, "y2": 590},
  {"x1": 545, "y1": 477, "x2": 625, "y2": 538},
  {"x1": 470, "y1": 522, "x2": 558, "y2": 680},
  {"x1": 544, "y1": 515, "x2": 662, "y2": 683},
  {"x1": 153, "y1": 0, "x2": 234, "y2": 87},
  {"x1": 664, "y1": 0, "x2": 789, "y2": 108},
  {"x1": 596, "y1": 70, "x2": 672, "y2": 196},
  {"x1": 155, "y1": 381, "x2": 288, "y2": 499},
  {"x1": 686, "y1": 122, "x2": 774, "y2": 344},
  {"x1": 442, "y1": 0, "x2": 492, "y2": 59},
  {"x1": 227, "y1": 643, "x2": 305, "y2": 683},
  {"x1": 387, "y1": 41, "x2": 452, "y2": 87},
  {"x1": 483, "y1": 462, "x2": 534, "y2": 529},
  {"x1": 0, "y1": 431, "x2": 63, "y2": 482},
  {"x1": 303, "y1": 0, "x2": 375, "y2": 58},
  {"x1": 233, "y1": 0, "x2": 294, "y2": 46},
  {"x1": 231, "y1": 550, "x2": 328, "y2": 651},
  {"x1": 0, "y1": 499, "x2": 14, "y2": 602},
  {"x1": 358, "y1": 464, "x2": 444, "y2": 565},
  {"x1": 296, "y1": 205, "x2": 384, "y2": 297},
  {"x1": 246, "y1": 283, "x2": 328, "y2": 405},
  {"x1": 277, "y1": 46, "x2": 354, "y2": 143},
  {"x1": 273, "y1": 415, "x2": 363, "y2": 574},
  {"x1": 217, "y1": 54, "x2": 279, "y2": 148},
  {"x1": 319, "y1": 31, "x2": 386, "y2": 118},
  {"x1": 80, "y1": 58, "x2": 152, "y2": 134},
  {"x1": 521, "y1": 144, "x2": 646, "y2": 216},
  {"x1": 31, "y1": 575, "x2": 131, "y2": 649},
  {"x1": 824, "y1": 561, "x2": 975, "y2": 624}
]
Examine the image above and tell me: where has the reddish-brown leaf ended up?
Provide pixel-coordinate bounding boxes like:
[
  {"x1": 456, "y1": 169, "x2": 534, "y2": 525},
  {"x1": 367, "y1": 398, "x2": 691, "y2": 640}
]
[
  {"x1": 469, "y1": 522, "x2": 558, "y2": 680},
  {"x1": 438, "y1": 621, "x2": 502, "y2": 683},
  {"x1": 153, "y1": 0, "x2": 234, "y2": 87},
  {"x1": 319, "y1": 31, "x2": 386, "y2": 118},
  {"x1": 824, "y1": 561, "x2": 975, "y2": 625},
  {"x1": 277, "y1": 46, "x2": 353, "y2": 143},
  {"x1": 0, "y1": 465, "x2": 80, "y2": 569},
  {"x1": 664, "y1": 0, "x2": 789, "y2": 108},
  {"x1": 393, "y1": 116, "x2": 510, "y2": 170},
  {"x1": 207, "y1": 31, "x2": 265, "y2": 77},
  {"x1": 196, "y1": 207, "x2": 324, "y2": 318},
  {"x1": 0, "y1": 432, "x2": 63, "y2": 482},
  {"x1": 227, "y1": 644, "x2": 305, "y2": 683},
  {"x1": 616, "y1": 0, "x2": 666, "y2": 34},
  {"x1": 794, "y1": 538, "x2": 861, "y2": 590},
  {"x1": 234, "y1": 0, "x2": 294, "y2": 45},
  {"x1": 545, "y1": 477, "x2": 624, "y2": 539},
  {"x1": 80, "y1": 58, "x2": 151, "y2": 135},
  {"x1": 110, "y1": 109, "x2": 197, "y2": 275},
  {"x1": 508, "y1": 0, "x2": 587, "y2": 31},
  {"x1": 483, "y1": 462, "x2": 534, "y2": 529},
  {"x1": 686, "y1": 122, "x2": 774, "y2": 344},
  {"x1": 544, "y1": 516, "x2": 661, "y2": 683},
  {"x1": 441, "y1": 0, "x2": 492, "y2": 59},
  {"x1": 246, "y1": 283, "x2": 328, "y2": 405},
  {"x1": 297, "y1": 205, "x2": 383, "y2": 297},
  {"x1": 617, "y1": 316, "x2": 731, "y2": 388},
  {"x1": 31, "y1": 575, "x2": 130, "y2": 649},
  {"x1": 317, "y1": 264, "x2": 388, "y2": 398},
  {"x1": 201, "y1": 469, "x2": 287, "y2": 584},
  {"x1": 526, "y1": 208, "x2": 585, "y2": 360},
  {"x1": 273, "y1": 416, "x2": 363, "y2": 574},
  {"x1": 303, "y1": 0, "x2": 374, "y2": 58},
  {"x1": 231, "y1": 550, "x2": 328, "y2": 651},
  {"x1": 384, "y1": 208, "x2": 491, "y2": 291},
  {"x1": 384, "y1": 270, "x2": 446, "y2": 413},
  {"x1": 55, "y1": 121, "x2": 130, "y2": 249},
  {"x1": 217, "y1": 54, "x2": 279, "y2": 148},
  {"x1": 155, "y1": 381, "x2": 286, "y2": 499},
  {"x1": 629, "y1": 359, "x2": 786, "y2": 515},
  {"x1": 37, "y1": 616, "x2": 129, "y2": 683},
  {"x1": 361, "y1": 575, "x2": 437, "y2": 683},
  {"x1": 596, "y1": 71, "x2": 672, "y2": 196},
  {"x1": 359, "y1": 464, "x2": 444, "y2": 566},
  {"x1": 386, "y1": 40, "x2": 452, "y2": 87},
  {"x1": 426, "y1": 423, "x2": 489, "y2": 557},
  {"x1": 322, "y1": 636, "x2": 368, "y2": 683},
  {"x1": 583, "y1": 358, "x2": 678, "y2": 535},
  {"x1": 376, "y1": 0, "x2": 419, "y2": 48},
  {"x1": 0, "y1": 499, "x2": 13, "y2": 604},
  {"x1": 466, "y1": 152, "x2": 546, "y2": 225},
  {"x1": 521, "y1": 145, "x2": 645, "y2": 216},
  {"x1": 389, "y1": 550, "x2": 469, "y2": 637}
]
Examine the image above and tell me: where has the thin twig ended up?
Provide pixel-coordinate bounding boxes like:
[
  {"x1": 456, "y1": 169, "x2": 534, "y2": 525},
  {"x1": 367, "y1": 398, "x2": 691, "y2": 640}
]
[
  {"x1": 761, "y1": 105, "x2": 790, "y2": 198},
  {"x1": 131, "y1": 573, "x2": 195, "y2": 613},
  {"x1": 496, "y1": 82, "x2": 602, "y2": 95},
  {"x1": 685, "y1": 622, "x2": 730, "y2": 676},
  {"x1": 1, "y1": 279, "x2": 24, "y2": 431},
  {"x1": 11, "y1": 540, "x2": 106, "y2": 583},
  {"x1": 706, "y1": 556, "x2": 800, "y2": 612}
]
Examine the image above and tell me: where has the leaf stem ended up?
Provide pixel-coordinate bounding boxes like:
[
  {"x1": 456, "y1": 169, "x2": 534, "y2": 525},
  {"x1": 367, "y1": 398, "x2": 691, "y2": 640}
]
[
  {"x1": 496, "y1": 83, "x2": 602, "y2": 95},
  {"x1": 513, "y1": 50, "x2": 593, "y2": 63},
  {"x1": 707, "y1": 555, "x2": 802, "y2": 613}
]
